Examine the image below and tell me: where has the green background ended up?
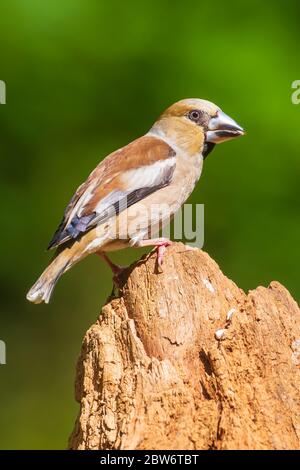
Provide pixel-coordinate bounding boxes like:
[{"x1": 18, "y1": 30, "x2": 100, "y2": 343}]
[{"x1": 0, "y1": 0, "x2": 299, "y2": 449}]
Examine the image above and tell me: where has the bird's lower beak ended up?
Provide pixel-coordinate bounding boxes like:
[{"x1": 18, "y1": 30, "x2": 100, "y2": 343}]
[{"x1": 206, "y1": 110, "x2": 245, "y2": 143}]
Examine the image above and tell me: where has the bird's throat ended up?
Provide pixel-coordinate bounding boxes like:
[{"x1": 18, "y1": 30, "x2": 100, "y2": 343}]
[{"x1": 203, "y1": 142, "x2": 215, "y2": 159}]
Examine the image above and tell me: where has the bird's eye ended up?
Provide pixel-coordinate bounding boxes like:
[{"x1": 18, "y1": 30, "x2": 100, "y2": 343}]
[{"x1": 188, "y1": 110, "x2": 201, "y2": 122}]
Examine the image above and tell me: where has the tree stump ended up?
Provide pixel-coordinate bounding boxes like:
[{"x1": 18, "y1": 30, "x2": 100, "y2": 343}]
[{"x1": 68, "y1": 242, "x2": 300, "y2": 450}]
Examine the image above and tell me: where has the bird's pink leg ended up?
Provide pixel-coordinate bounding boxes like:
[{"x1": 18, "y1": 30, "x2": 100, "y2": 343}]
[
  {"x1": 96, "y1": 252, "x2": 125, "y2": 275},
  {"x1": 137, "y1": 238, "x2": 172, "y2": 268}
]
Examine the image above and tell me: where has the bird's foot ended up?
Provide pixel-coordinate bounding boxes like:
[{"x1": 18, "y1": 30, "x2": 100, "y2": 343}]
[
  {"x1": 156, "y1": 241, "x2": 172, "y2": 268},
  {"x1": 136, "y1": 238, "x2": 172, "y2": 270}
]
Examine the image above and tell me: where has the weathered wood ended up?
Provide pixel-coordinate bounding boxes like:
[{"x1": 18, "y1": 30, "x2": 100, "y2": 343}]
[{"x1": 69, "y1": 243, "x2": 300, "y2": 450}]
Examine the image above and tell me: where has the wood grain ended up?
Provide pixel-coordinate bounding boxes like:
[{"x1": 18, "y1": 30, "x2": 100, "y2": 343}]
[{"x1": 69, "y1": 243, "x2": 300, "y2": 450}]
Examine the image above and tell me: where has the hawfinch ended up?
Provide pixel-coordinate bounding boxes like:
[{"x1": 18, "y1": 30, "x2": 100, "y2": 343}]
[{"x1": 27, "y1": 98, "x2": 244, "y2": 304}]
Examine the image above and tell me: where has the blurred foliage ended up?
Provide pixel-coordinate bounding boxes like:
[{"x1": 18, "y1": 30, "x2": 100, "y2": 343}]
[{"x1": 0, "y1": 0, "x2": 299, "y2": 449}]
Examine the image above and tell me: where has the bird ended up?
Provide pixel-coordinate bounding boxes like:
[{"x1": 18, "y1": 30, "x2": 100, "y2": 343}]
[{"x1": 27, "y1": 98, "x2": 244, "y2": 304}]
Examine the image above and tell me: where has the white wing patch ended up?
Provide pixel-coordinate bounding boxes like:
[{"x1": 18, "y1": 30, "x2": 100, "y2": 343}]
[
  {"x1": 120, "y1": 157, "x2": 176, "y2": 190},
  {"x1": 93, "y1": 157, "x2": 176, "y2": 219}
]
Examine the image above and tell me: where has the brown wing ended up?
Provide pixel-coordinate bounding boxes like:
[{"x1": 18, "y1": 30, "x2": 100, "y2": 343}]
[{"x1": 47, "y1": 135, "x2": 176, "y2": 249}]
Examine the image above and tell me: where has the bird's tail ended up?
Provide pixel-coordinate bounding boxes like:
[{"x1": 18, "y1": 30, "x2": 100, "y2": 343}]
[
  {"x1": 26, "y1": 249, "x2": 72, "y2": 304},
  {"x1": 26, "y1": 225, "x2": 109, "y2": 304}
]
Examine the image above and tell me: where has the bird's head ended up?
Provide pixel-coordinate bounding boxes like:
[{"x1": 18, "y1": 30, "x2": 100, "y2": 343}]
[{"x1": 151, "y1": 98, "x2": 245, "y2": 157}]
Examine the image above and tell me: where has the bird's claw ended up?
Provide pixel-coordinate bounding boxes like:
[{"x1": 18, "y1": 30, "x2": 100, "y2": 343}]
[{"x1": 155, "y1": 240, "x2": 172, "y2": 271}]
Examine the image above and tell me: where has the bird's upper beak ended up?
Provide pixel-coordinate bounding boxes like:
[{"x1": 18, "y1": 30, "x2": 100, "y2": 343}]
[{"x1": 206, "y1": 110, "x2": 245, "y2": 143}]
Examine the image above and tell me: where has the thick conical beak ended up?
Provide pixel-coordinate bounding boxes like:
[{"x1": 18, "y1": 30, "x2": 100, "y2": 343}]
[{"x1": 206, "y1": 110, "x2": 245, "y2": 143}]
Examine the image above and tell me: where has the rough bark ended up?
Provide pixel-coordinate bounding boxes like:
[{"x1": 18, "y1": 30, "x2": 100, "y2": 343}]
[{"x1": 68, "y1": 242, "x2": 300, "y2": 450}]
